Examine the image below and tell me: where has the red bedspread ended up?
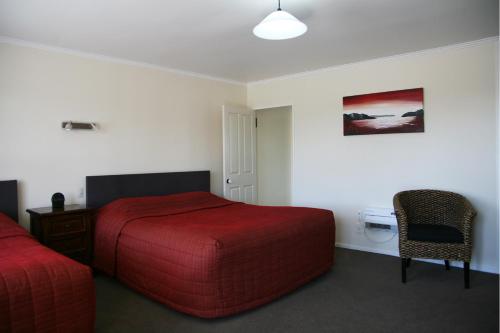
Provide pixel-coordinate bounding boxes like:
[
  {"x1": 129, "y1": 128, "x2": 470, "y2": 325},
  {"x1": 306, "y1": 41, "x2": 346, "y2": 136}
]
[
  {"x1": 94, "y1": 192, "x2": 335, "y2": 318},
  {"x1": 0, "y1": 213, "x2": 95, "y2": 333}
]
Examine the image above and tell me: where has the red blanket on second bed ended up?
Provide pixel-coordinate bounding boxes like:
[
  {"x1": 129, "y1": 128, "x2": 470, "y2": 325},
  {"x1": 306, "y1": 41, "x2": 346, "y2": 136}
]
[
  {"x1": 93, "y1": 192, "x2": 236, "y2": 275},
  {"x1": 93, "y1": 192, "x2": 335, "y2": 318}
]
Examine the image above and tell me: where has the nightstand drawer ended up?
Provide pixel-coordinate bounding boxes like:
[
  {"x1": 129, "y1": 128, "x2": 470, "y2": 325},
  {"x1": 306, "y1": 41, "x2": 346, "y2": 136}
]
[
  {"x1": 49, "y1": 216, "x2": 86, "y2": 236},
  {"x1": 48, "y1": 235, "x2": 87, "y2": 253}
]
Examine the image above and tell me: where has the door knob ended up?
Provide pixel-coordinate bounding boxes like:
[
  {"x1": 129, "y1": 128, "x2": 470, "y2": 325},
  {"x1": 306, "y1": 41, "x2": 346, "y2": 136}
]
[{"x1": 226, "y1": 178, "x2": 232, "y2": 184}]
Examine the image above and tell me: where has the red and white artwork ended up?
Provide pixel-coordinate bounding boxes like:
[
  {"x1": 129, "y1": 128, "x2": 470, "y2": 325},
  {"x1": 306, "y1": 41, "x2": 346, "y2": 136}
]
[{"x1": 343, "y1": 88, "x2": 424, "y2": 136}]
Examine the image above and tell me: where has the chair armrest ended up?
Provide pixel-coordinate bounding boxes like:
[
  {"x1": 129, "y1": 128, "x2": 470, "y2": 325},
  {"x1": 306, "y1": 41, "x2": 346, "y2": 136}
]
[
  {"x1": 393, "y1": 195, "x2": 409, "y2": 241},
  {"x1": 463, "y1": 199, "x2": 477, "y2": 220},
  {"x1": 460, "y1": 200, "x2": 477, "y2": 246}
]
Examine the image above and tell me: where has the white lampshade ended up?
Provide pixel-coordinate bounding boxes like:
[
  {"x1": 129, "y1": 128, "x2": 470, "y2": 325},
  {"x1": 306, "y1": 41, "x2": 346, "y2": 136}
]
[{"x1": 253, "y1": 10, "x2": 307, "y2": 40}]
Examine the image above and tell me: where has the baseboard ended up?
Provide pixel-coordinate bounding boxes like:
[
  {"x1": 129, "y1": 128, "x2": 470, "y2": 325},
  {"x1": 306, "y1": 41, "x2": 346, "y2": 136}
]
[{"x1": 335, "y1": 242, "x2": 499, "y2": 274}]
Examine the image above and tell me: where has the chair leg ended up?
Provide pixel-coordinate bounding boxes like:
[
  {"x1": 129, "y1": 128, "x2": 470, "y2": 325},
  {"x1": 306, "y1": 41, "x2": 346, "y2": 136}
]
[
  {"x1": 445, "y1": 260, "x2": 450, "y2": 270},
  {"x1": 401, "y1": 258, "x2": 407, "y2": 283},
  {"x1": 406, "y1": 258, "x2": 411, "y2": 267},
  {"x1": 464, "y1": 262, "x2": 470, "y2": 289}
]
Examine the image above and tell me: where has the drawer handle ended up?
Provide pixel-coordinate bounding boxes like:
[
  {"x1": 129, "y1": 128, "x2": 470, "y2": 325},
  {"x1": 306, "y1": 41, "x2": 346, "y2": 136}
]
[{"x1": 65, "y1": 223, "x2": 71, "y2": 228}]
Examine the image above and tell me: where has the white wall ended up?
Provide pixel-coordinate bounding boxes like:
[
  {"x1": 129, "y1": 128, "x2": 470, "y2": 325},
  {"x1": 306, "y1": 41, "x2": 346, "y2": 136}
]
[
  {"x1": 1, "y1": 38, "x2": 498, "y2": 273},
  {"x1": 256, "y1": 106, "x2": 292, "y2": 206},
  {"x1": 0, "y1": 42, "x2": 246, "y2": 228},
  {"x1": 247, "y1": 39, "x2": 499, "y2": 273}
]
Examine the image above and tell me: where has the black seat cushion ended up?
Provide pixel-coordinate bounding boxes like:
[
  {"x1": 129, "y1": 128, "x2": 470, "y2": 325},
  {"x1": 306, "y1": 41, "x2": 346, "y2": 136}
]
[{"x1": 407, "y1": 223, "x2": 464, "y2": 243}]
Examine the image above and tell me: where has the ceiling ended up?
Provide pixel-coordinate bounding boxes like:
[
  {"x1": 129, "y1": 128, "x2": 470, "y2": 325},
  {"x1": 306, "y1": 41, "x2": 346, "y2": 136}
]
[{"x1": 0, "y1": 0, "x2": 498, "y2": 83}]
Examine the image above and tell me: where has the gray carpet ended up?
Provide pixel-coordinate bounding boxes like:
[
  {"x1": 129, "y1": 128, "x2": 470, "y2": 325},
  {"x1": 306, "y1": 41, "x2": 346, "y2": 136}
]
[{"x1": 95, "y1": 248, "x2": 499, "y2": 333}]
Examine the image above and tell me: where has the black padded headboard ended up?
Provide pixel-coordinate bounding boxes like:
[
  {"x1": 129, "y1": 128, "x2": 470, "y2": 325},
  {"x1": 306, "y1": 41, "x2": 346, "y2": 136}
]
[
  {"x1": 0, "y1": 180, "x2": 18, "y2": 222},
  {"x1": 86, "y1": 171, "x2": 210, "y2": 208}
]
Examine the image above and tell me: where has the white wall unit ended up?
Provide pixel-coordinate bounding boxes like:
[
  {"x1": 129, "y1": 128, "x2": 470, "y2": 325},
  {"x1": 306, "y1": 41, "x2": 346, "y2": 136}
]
[{"x1": 361, "y1": 207, "x2": 397, "y2": 227}]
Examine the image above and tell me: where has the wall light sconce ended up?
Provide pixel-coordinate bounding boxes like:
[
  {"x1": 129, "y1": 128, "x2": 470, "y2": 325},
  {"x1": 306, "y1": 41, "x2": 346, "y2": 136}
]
[{"x1": 62, "y1": 121, "x2": 98, "y2": 131}]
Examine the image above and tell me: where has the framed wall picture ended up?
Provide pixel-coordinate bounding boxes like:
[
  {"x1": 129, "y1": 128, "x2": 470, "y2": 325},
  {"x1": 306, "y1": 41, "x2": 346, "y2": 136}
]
[{"x1": 343, "y1": 88, "x2": 424, "y2": 136}]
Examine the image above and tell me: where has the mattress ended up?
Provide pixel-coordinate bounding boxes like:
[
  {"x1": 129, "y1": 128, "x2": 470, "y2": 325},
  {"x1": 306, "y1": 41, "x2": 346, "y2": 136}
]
[
  {"x1": 93, "y1": 192, "x2": 335, "y2": 318},
  {"x1": 0, "y1": 213, "x2": 95, "y2": 333}
]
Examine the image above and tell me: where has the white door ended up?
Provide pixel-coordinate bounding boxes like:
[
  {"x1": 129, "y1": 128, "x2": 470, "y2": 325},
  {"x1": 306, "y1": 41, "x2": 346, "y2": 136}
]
[{"x1": 222, "y1": 105, "x2": 257, "y2": 203}]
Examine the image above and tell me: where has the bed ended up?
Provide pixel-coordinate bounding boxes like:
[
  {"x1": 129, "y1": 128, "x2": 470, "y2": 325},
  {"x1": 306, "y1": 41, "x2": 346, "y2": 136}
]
[
  {"x1": 0, "y1": 180, "x2": 95, "y2": 333},
  {"x1": 89, "y1": 171, "x2": 335, "y2": 318}
]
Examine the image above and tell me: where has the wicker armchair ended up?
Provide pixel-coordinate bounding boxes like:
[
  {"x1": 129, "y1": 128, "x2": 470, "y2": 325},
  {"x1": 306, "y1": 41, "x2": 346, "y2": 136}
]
[{"x1": 393, "y1": 190, "x2": 476, "y2": 288}]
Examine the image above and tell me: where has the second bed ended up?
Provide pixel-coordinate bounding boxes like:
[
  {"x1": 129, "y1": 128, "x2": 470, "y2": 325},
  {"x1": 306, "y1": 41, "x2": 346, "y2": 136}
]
[{"x1": 89, "y1": 171, "x2": 335, "y2": 318}]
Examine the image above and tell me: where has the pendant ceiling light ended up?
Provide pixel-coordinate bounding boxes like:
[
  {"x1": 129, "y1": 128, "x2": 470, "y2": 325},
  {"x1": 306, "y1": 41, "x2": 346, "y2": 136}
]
[{"x1": 253, "y1": 0, "x2": 307, "y2": 40}]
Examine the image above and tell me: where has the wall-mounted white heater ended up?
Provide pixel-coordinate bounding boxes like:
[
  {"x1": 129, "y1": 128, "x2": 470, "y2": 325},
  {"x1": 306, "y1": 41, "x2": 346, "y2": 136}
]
[{"x1": 360, "y1": 207, "x2": 398, "y2": 231}]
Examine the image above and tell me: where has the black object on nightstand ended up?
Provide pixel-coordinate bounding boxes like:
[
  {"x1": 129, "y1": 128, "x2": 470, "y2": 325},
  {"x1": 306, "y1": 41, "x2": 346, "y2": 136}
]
[{"x1": 27, "y1": 205, "x2": 94, "y2": 265}]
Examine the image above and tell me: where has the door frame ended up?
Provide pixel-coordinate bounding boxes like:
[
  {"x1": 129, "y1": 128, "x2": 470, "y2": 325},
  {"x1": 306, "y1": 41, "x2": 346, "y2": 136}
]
[{"x1": 253, "y1": 104, "x2": 294, "y2": 206}]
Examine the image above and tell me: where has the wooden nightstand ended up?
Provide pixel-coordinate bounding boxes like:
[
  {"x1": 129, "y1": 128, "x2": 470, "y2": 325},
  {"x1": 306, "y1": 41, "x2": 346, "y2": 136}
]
[{"x1": 27, "y1": 205, "x2": 94, "y2": 265}]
